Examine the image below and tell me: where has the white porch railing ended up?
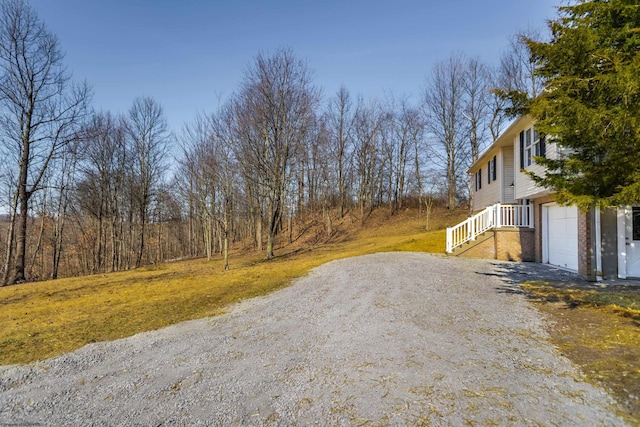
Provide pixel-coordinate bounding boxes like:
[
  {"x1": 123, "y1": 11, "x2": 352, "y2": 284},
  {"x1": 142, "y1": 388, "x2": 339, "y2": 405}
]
[{"x1": 446, "y1": 203, "x2": 534, "y2": 253}]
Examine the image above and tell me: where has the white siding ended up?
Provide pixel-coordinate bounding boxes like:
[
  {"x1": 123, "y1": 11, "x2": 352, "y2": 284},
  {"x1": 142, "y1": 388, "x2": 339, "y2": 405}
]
[
  {"x1": 471, "y1": 149, "x2": 504, "y2": 211},
  {"x1": 514, "y1": 136, "x2": 554, "y2": 200},
  {"x1": 544, "y1": 140, "x2": 562, "y2": 160},
  {"x1": 501, "y1": 146, "x2": 515, "y2": 203}
]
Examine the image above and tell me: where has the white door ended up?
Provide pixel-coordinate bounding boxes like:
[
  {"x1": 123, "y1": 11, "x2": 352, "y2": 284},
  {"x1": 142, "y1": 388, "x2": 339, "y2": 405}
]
[
  {"x1": 625, "y1": 206, "x2": 640, "y2": 278},
  {"x1": 543, "y1": 204, "x2": 579, "y2": 271}
]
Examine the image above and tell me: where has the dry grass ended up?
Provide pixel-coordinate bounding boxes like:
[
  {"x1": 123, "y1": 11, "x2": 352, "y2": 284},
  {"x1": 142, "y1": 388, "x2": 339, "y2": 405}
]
[
  {"x1": 0, "y1": 207, "x2": 466, "y2": 365},
  {"x1": 521, "y1": 282, "x2": 640, "y2": 421}
]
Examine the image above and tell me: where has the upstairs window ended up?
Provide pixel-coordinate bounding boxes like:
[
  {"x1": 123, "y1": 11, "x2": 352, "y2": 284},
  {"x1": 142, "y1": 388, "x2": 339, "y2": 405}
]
[
  {"x1": 519, "y1": 126, "x2": 546, "y2": 168},
  {"x1": 475, "y1": 169, "x2": 482, "y2": 191},
  {"x1": 487, "y1": 156, "x2": 497, "y2": 184}
]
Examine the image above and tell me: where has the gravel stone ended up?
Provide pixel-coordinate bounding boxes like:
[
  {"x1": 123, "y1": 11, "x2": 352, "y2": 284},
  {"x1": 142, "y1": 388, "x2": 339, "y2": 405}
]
[{"x1": 0, "y1": 253, "x2": 627, "y2": 426}]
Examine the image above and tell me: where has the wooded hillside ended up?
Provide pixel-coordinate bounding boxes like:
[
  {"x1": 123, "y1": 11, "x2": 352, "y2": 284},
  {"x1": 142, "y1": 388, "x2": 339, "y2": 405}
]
[{"x1": 0, "y1": 0, "x2": 540, "y2": 284}]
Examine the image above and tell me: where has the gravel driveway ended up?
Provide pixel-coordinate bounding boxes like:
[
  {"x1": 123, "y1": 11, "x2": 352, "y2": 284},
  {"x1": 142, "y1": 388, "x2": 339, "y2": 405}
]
[{"x1": 0, "y1": 253, "x2": 627, "y2": 426}]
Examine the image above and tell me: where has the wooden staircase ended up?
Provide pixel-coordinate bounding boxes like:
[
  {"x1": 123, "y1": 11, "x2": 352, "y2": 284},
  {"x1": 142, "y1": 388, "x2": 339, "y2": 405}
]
[{"x1": 446, "y1": 203, "x2": 534, "y2": 254}]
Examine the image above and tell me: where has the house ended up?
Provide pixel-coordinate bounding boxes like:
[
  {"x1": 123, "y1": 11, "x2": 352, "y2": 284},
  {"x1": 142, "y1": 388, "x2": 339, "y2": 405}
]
[{"x1": 446, "y1": 115, "x2": 640, "y2": 281}]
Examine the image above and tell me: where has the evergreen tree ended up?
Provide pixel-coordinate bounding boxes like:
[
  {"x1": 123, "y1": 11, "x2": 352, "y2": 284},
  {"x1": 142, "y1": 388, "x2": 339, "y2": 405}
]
[{"x1": 525, "y1": 0, "x2": 640, "y2": 208}]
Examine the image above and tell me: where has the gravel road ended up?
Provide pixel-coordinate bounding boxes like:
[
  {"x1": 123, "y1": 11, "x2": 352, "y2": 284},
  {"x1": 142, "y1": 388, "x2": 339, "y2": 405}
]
[{"x1": 0, "y1": 253, "x2": 627, "y2": 426}]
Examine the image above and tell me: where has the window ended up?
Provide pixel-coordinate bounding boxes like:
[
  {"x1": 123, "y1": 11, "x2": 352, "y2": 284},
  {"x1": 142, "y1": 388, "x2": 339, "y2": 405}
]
[
  {"x1": 519, "y1": 126, "x2": 546, "y2": 168},
  {"x1": 487, "y1": 156, "x2": 497, "y2": 184},
  {"x1": 475, "y1": 169, "x2": 482, "y2": 191},
  {"x1": 633, "y1": 207, "x2": 640, "y2": 241}
]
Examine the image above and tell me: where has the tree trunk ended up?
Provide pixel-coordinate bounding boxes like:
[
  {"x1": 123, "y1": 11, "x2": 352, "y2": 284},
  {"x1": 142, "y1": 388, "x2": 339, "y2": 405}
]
[
  {"x1": 266, "y1": 198, "x2": 277, "y2": 259},
  {"x1": 414, "y1": 138, "x2": 423, "y2": 218},
  {"x1": 110, "y1": 216, "x2": 119, "y2": 272},
  {"x1": 13, "y1": 191, "x2": 29, "y2": 283},
  {"x1": 425, "y1": 195, "x2": 434, "y2": 231},
  {"x1": 255, "y1": 210, "x2": 263, "y2": 251},
  {"x1": 324, "y1": 202, "x2": 332, "y2": 236},
  {"x1": 13, "y1": 129, "x2": 32, "y2": 284},
  {"x1": 447, "y1": 158, "x2": 457, "y2": 209},
  {"x1": 2, "y1": 191, "x2": 19, "y2": 286},
  {"x1": 204, "y1": 205, "x2": 212, "y2": 261},
  {"x1": 51, "y1": 212, "x2": 66, "y2": 280},
  {"x1": 266, "y1": 232, "x2": 274, "y2": 259},
  {"x1": 223, "y1": 218, "x2": 229, "y2": 271},
  {"x1": 448, "y1": 177, "x2": 456, "y2": 209},
  {"x1": 96, "y1": 215, "x2": 104, "y2": 273},
  {"x1": 29, "y1": 210, "x2": 46, "y2": 279},
  {"x1": 136, "y1": 208, "x2": 146, "y2": 268}
]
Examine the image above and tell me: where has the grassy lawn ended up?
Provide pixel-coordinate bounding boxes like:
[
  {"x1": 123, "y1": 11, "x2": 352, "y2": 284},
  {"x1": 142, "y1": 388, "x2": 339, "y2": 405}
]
[{"x1": 0, "y1": 208, "x2": 462, "y2": 365}]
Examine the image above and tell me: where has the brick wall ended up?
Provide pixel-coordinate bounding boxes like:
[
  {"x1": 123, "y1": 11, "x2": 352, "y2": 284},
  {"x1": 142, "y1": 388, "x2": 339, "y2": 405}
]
[
  {"x1": 456, "y1": 228, "x2": 534, "y2": 262},
  {"x1": 495, "y1": 228, "x2": 535, "y2": 261},
  {"x1": 577, "y1": 207, "x2": 596, "y2": 281},
  {"x1": 455, "y1": 232, "x2": 496, "y2": 259}
]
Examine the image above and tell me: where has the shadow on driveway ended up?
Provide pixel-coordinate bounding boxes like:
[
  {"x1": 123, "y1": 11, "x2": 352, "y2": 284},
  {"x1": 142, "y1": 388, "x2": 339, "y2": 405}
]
[{"x1": 476, "y1": 261, "x2": 640, "y2": 295}]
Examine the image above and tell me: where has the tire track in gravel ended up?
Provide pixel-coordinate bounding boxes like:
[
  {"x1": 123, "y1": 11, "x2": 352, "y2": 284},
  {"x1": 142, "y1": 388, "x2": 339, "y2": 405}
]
[{"x1": 0, "y1": 252, "x2": 627, "y2": 426}]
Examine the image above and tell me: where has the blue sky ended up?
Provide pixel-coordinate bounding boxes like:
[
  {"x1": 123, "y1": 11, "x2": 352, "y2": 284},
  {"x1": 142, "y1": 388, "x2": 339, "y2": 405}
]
[{"x1": 31, "y1": 0, "x2": 558, "y2": 135}]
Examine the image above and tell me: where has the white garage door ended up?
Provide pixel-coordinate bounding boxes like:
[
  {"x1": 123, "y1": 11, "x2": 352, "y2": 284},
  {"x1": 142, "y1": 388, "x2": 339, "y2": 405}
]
[{"x1": 544, "y1": 204, "x2": 579, "y2": 271}]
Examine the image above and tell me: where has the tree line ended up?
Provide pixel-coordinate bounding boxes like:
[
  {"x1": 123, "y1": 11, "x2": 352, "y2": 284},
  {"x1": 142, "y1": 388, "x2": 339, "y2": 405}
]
[{"x1": 0, "y1": 0, "x2": 540, "y2": 284}]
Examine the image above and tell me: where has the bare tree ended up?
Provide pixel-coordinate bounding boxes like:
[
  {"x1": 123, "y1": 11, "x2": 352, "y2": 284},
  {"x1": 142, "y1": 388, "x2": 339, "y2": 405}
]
[
  {"x1": 460, "y1": 57, "x2": 493, "y2": 211},
  {"x1": 179, "y1": 114, "x2": 217, "y2": 261},
  {"x1": 462, "y1": 57, "x2": 490, "y2": 164},
  {"x1": 386, "y1": 96, "x2": 424, "y2": 213},
  {"x1": 179, "y1": 110, "x2": 238, "y2": 270},
  {"x1": 126, "y1": 97, "x2": 171, "y2": 268},
  {"x1": 0, "y1": 166, "x2": 18, "y2": 284},
  {"x1": 496, "y1": 27, "x2": 546, "y2": 113},
  {"x1": 0, "y1": 0, "x2": 90, "y2": 284},
  {"x1": 413, "y1": 117, "x2": 426, "y2": 217},
  {"x1": 353, "y1": 98, "x2": 383, "y2": 223},
  {"x1": 76, "y1": 113, "x2": 130, "y2": 273},
  {"x1": 301, "y1": 116, "x2": 327, "y2": 214},
  {"x1": 423, "y1": 53, "x2": 470, "y2": 209},
  {"x1": 211, "y1": 109, "x2": 238, "y2": 270},
  {"x1": 232, "y1": 48, "x2": 319, "y2": 259},
  {"x1": 325, "y1": 86, "x2": 354, "y2": 218},
  {"x1": 487, "y1": 64, "x2": 510, "y2": 141},
  {"x1": 378, "y1": 108, "x2": 394, "y2": 212},
  {"x1": 48, "y1": 139, "x2": 79, "y2": 279},
  {"x1": 308, "y1": 116, "x2": 334, "y2": 235}
]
